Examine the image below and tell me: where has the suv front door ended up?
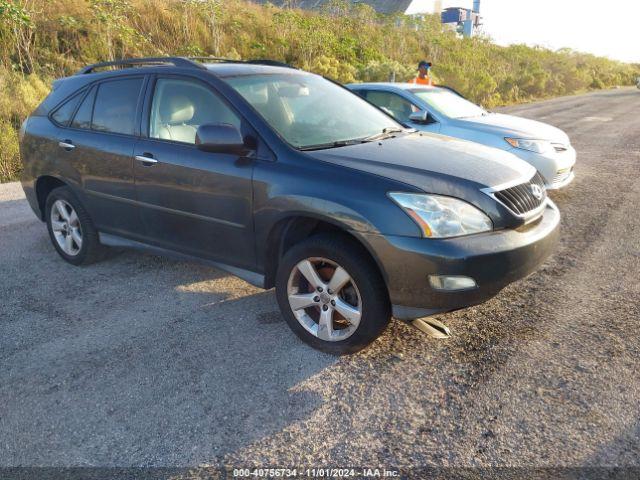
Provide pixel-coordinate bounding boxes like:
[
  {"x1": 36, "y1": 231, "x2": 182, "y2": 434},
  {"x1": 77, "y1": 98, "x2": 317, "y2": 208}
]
[{"x1": 133, "y1": 75, "x2": 256, "y2": 268}]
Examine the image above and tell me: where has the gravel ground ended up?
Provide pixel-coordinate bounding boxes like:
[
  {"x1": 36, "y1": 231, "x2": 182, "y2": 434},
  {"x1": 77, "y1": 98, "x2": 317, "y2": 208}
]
[{"x1": 1, "y1": 88, "x2": 639, "y2": 477}]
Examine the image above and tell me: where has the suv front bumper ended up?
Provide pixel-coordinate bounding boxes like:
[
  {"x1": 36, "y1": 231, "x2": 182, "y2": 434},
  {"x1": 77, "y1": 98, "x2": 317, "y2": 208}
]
[{"x1": 361, "y1": 201, "x2": 561, "y2": 320}]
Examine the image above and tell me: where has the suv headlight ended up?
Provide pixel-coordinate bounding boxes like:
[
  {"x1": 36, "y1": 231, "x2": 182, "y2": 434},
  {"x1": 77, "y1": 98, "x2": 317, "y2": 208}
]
[
  {"x1": 389, "y1": 193, "x2": 493, "y2": 238},
  {"x1": 505, "y1": 138, "x2": 552, "y2": 154}
]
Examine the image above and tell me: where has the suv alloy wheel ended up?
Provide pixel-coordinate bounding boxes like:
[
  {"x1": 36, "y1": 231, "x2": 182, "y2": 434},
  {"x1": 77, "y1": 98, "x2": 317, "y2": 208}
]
[
  {"x1": 45, "y1": 186, "x2": 105, "y2": 266},
  {"x1": 276, "y1": 234, "x2": 391, "y2": 354}
]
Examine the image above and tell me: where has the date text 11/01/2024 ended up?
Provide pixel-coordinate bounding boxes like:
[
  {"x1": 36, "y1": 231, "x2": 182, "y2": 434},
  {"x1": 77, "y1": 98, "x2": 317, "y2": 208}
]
[{"x1": 232, "y1": 468, "x2": 400, "y2": 478}]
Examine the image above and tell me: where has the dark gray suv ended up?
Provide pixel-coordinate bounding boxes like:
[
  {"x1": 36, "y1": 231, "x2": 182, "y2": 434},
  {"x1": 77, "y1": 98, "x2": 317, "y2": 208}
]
[{"x1": 20, "y1": 57, "x2": 560, "y2": 353}]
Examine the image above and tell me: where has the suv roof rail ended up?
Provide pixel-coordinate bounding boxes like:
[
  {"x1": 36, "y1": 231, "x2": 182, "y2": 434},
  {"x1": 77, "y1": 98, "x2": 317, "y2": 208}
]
[
  {"x1": 245, "y1": 59, "x2": 296, "y2": 69},
  {"x1": 75, "y1": 57, "x2": 205, "y2": 75},
  {"x1": 188, "y1": 56, "x2": 243, "y2": 63}
]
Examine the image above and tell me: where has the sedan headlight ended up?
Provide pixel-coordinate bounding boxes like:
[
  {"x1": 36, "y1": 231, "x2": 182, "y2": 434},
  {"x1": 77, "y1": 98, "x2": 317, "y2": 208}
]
[
  {"x1": 505, "y1": 138, "x2": 552, "y2": 154},
  {"x1": 389, "y1": 193, "x2": 493, "y2": 238}
]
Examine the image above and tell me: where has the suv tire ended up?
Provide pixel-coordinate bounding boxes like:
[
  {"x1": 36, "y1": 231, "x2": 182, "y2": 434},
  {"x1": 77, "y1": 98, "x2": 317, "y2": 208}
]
[
  {"x1": 45, "y1": 186, "x2": 105, "y2": 266},
  {"x1": 276, "y1": 233, "x2": 391, "y2": 354}
]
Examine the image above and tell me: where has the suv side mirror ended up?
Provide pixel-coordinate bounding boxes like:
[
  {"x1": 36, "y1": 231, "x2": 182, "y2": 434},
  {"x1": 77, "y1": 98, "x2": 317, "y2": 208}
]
[
  {"x1": 196, "y1": 124, "x2": 250, "y2": 155},
  {"x1": 409, "y1": 110, "x2": 436, "y2": 125}
]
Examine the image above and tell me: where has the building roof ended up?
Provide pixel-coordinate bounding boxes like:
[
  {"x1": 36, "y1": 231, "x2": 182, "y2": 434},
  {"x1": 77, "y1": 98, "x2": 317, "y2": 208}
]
[{"x1": 250, "y1": 0, "x2": 414, "y2": 15}]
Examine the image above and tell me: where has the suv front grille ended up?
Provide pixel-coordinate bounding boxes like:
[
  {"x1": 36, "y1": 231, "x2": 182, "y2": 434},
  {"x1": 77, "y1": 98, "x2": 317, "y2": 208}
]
[{"x1": 492, "y1": 172, "x2": 547, "y2": 217}]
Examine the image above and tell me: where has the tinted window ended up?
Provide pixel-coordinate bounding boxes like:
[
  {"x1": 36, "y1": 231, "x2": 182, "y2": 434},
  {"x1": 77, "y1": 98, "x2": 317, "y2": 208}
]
[
  {"x1": 70, "y1": 86, "x2": 96, "y2": 130},
  {"x1": 150, "y1": 78, "x2": 241, "y2": 145},
  {"x1": 51, "y1": 91, "x2": 83, "y2": 126},
  {"x1": 92, "y1": 78, "x2": 143, "y2": 135},
  {"x1": 364, "y1": 90, "x2": 419, "y2": 123}
]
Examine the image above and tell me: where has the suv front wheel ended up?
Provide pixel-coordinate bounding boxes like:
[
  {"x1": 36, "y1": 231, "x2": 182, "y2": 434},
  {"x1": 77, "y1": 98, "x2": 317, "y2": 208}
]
[
  {"x1": 45, "y1": 186, "x2": 105, "y2": 266},
  {"x1": 276, "y1": 234, "x2": 391, "y2": 354}
]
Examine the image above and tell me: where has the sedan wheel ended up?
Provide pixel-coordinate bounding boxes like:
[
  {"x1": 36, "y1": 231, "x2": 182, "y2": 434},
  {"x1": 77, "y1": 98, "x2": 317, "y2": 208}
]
[
  {"x1": 50, "y1": 199, "x2": 83, "y2": 256},
  {"x1": 287, "y1": 257, "x2": 362, "y2": 342}
]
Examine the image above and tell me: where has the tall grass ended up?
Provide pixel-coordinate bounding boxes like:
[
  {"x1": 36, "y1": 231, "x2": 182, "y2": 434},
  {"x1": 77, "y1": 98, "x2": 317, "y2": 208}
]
[
  {"x1": 0, "y1": 67, "x2": 49, "y2": 182},
  {"x1": 1, "y1": 0, "x2": 638, "y2": 182}
]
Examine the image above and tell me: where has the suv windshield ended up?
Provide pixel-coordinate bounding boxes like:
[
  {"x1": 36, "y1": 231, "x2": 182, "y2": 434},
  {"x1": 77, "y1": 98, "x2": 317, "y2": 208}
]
[
  {"x1": 411, "y1": 88, "x2": 486, "y2": 119},
  {"x1": 224, "y1": 73, "x2": 403, "y2": 149}
]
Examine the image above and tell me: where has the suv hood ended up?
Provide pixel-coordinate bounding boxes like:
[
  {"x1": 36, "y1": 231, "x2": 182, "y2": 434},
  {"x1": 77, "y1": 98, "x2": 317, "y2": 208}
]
[
  {"x1": 305, "y1": 132, "x2": 535, "y2": 193},
  {"x1": 452, "y1": 113, "x2": 570, "y2": 144}
]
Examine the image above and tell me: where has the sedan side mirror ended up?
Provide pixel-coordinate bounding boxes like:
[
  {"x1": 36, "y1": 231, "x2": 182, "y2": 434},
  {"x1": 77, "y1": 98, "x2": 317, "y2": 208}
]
[
  {"x1": 196, "y1": 124, "x2": 250, "y2": 155},
  {"x1": 409, "y1": 110, "x2": 436, "y2": 125}
]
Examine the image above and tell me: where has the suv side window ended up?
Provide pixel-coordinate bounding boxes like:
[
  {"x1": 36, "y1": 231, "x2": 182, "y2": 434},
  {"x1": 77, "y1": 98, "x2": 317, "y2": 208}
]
[
  {"x1": 51, "y1": 91, "x2": 84, "y2": 126},
  {"x1": 364, "y1": 90, "x2": 419, "y2": 123},
  {"x1": 91, "y1": 78, "x2": 144, "y2": 136},
  {"x1": 70, "y1": 86, "x2": 96, "y2": 130},
  {"x1": 149, "y1": 78, "x2": 241, "y2": 145}
]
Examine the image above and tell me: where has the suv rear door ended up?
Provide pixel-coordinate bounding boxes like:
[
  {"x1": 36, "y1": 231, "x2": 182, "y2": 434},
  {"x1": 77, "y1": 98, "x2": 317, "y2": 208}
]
[
  {"x1": 58, "y1": 75, "x2": 147, "y2": 236},
  {"x1": 133, "y1": 75, "x2": 256, "y2": 268}
]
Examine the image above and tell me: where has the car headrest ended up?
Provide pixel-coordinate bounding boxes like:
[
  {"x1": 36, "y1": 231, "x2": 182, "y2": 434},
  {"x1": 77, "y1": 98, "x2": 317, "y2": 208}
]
[{"x1": 160, "y1": 94, "x2": 195, "y2": 124}]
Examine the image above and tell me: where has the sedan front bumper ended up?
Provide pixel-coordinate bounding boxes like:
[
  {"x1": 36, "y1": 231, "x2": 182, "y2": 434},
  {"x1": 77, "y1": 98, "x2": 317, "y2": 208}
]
[
  {"x1": 508, "y1": 145, "x2": 576, "y2": 190},
  {"x1": 361, "y1": 201, "x2": 561, "y2": 320}
]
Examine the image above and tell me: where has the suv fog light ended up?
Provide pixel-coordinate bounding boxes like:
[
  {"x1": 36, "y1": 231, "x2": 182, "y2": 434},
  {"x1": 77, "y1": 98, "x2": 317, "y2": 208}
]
[{"x1": 429, "y1": 275, "x2": 477, "y2": 291}]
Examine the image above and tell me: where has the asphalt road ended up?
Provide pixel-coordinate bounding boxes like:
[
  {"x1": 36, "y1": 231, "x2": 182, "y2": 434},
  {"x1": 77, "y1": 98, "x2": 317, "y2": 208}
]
[{"x1": 1, "y1": 88, "x2": 639, "y2": 475}]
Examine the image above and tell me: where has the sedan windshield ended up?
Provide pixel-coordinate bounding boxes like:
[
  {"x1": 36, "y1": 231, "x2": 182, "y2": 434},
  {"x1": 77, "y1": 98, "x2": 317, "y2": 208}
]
[
  {"x1": 411, "y1": 88, "x2": 486, "y2": 119},
  {"x1": 224, "y1": 73, "x2": 403, "y2": 149}
]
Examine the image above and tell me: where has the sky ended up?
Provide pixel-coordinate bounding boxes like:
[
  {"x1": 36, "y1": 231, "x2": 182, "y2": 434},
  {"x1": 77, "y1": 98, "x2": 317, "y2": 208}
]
[{"x1": 406, "y1": 0, "x2": 640, "y2": 64}]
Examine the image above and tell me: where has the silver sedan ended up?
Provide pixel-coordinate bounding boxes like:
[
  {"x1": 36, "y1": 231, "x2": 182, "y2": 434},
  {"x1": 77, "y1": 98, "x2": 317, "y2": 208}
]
[{"x1": 348, "y1": 82, "x2": 576, "y2": 189}]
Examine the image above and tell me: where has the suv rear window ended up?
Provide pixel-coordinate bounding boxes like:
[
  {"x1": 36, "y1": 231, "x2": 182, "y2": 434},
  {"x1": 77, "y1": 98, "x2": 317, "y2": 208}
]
[
  {"x1": 91, "y1": 78, "x2": 143, "y2": 136},
  {"x1": 70, "y1": 86, "x2": 96, "y2": 130},
  {"x1": 51, "y1": 91, "x2": 84, "y2": 126}
]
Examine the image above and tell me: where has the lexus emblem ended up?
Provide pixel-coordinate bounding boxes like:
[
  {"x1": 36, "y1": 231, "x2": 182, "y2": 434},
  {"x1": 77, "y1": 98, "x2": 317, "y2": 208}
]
[{"x1": 530, "y1": 184, "x2": 544, "y2": 200}]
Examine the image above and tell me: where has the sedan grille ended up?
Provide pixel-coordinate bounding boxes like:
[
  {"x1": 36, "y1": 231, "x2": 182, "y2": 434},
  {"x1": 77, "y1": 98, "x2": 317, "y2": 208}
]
[{"x1": 492, "y1": 172, "x2": 547, "y2": 217}]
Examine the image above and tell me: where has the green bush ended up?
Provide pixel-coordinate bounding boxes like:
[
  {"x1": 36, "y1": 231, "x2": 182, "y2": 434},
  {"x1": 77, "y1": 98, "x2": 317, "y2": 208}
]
[
  {"x1": 0, "y1": 120, "x2": 20, "y2": 183},
  {"x1": 0, "y1": 68, "x2": 49, "y2": 182}
]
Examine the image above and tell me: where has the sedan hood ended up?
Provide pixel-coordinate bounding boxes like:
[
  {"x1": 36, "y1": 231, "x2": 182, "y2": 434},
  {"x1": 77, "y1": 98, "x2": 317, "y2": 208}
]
[
  {"x1": 305, "y1": 132, "x2": 535, "y2": 192},
  {"x1": 452, "y1": 113, "x2": 570, "y2": 144}
]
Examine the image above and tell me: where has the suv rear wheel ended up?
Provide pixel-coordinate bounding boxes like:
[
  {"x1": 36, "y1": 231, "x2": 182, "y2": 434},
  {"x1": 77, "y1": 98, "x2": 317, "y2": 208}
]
[
  {"x1": 276, "y1": 234, "x2": 391, "y2": 354},
  {"x1": 45, "y1": 186, "x2": 105, "y2": 266}
]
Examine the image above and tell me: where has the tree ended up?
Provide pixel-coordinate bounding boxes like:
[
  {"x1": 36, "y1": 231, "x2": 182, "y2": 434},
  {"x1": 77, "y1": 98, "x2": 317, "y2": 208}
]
[
  {"x1": 0, "y1": 0, "x2": 34, "y2": 72},
  {"x1": 90, "y1": 0, "x2": 139, "y2": 60}
]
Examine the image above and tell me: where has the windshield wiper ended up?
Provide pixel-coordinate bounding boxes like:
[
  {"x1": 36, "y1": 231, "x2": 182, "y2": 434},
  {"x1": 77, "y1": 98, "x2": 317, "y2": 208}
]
[
  {"x1": 299, "y1": 139, "x2": 364, "y2": 151},
  {"x1": 299, "y1": 127, "x2": 408, "y2": 151},
  {"x1": 363, "y1": 127, "x2": 406, "y2": 142}
]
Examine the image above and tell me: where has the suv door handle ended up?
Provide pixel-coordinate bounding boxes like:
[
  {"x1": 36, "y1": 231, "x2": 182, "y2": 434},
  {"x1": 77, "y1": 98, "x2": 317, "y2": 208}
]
[
  {"x1": 58, "y1": 140, "x2": 75, "y2": 150},
  {"x1": 135, "y1": 154, "x2": 158, "y2": 166}
]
